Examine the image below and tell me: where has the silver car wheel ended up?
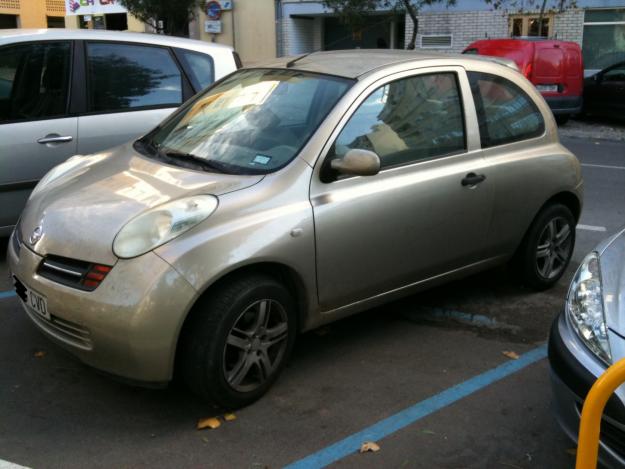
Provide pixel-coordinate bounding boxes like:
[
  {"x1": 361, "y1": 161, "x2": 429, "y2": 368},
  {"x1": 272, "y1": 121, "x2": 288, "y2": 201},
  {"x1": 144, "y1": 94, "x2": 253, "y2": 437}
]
[
  {"x1": 223, "y1": 299, "x2": 289, "y2": 393},
  {"x1": 535, "y1": 216, "x2": 572, "y2": 280}
]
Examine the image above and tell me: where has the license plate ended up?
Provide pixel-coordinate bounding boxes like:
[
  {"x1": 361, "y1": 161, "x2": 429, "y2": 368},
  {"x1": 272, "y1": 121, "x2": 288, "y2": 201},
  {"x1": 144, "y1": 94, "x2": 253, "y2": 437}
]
[
  {"x1": 13, "y1": 276, "x2": 50, "y2": 321},
  {"x1": 536, "y1": 84, "x2": 558, "y2": 92}
]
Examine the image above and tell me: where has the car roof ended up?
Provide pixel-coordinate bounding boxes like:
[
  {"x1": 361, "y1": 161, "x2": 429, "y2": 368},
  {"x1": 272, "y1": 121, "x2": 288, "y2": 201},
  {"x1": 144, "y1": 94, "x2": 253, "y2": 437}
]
[
  {"x1": 255, "y1": 49, "x2": 519, "y2": 79},
  {"x1": 0, "y1": 28, "x2": 234, "y2": 52}
]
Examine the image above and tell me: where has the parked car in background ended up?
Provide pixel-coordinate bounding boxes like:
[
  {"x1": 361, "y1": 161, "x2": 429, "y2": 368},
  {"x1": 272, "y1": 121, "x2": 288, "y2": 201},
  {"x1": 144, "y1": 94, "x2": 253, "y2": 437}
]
[
  {"x1": 550, "y1": 226, "x2": 625, "y2": 467},
  {"x1": 9, "y1": 50, "x2": 582, "y2": 408},
  {"x1": 463, "y1": 38, "x2": 584, "y2": 124},
  {"x1": 0, "y1": 29, "x2": 239, "y2": 236},
  {"x1": 583, "y1": 61, "x2": 625, "y2": 120}
]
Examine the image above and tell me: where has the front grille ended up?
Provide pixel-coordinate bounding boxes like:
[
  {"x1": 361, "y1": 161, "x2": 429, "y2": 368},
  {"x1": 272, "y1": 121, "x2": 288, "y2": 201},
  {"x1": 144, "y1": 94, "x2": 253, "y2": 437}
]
[
  {"x1": 37, "y1": 255, "x2": 108, "y2": 291},
  {"x1": 576, "y1": 402, "x2": 625, "y2": 459},
  {"x1": 13, "y1": 276, "x2": 92, "y2": 350},
  {"x1": 601, "y1": 416, "x2": 625, "y2": 459}
]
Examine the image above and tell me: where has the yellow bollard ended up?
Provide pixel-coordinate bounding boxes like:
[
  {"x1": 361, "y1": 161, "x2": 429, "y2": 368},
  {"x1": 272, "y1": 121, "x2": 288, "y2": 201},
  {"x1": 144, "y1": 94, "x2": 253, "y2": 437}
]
[{"x1": 576, "y1": 358, "x2": 625, "y2": 469}]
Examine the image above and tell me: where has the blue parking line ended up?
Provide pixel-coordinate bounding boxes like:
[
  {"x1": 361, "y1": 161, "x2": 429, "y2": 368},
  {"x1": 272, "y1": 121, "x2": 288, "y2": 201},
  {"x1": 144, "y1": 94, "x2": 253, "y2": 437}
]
[
  {"x1": 284, "y1": 344, "x2": 548, "y2": 469},
  {"x1": 0, "y1": 290, "x2": 16, "y2": 300}
]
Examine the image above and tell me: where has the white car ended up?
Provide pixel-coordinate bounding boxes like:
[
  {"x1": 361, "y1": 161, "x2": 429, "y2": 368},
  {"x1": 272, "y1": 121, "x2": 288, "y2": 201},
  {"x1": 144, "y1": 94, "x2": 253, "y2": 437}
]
[{"x1": 0, "y1": 29, "x2": 239, "y2": 236}]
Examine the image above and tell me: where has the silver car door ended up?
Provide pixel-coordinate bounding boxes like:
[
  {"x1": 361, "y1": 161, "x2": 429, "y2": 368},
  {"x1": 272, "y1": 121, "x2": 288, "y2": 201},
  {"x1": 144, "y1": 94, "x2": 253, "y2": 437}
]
[
  {"x1": 310, "y1": 67, "x2": 494, "y2": 311},
  {"x1": 0, "y1": 41, "x2": 77, "y2": 233}
]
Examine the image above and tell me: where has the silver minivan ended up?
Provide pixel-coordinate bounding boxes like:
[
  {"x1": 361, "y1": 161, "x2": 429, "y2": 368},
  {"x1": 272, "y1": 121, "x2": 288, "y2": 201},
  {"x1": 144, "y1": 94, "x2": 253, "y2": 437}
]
[
  {"x1": 0, "y1": 29, "x2": 238, "y2": 236},
  {"x1": 9, "y1": 50, "x2": 582, "y2": 408}
]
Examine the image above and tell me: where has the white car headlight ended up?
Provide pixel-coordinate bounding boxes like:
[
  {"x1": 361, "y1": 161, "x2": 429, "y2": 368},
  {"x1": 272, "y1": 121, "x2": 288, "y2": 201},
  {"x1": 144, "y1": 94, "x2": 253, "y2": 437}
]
[
  {"x1": 113, "y1": 195, "x2": 218, "y2": 258},
  {"x1": 566, "y1": 251, "x2": 612, "y2": 364}
]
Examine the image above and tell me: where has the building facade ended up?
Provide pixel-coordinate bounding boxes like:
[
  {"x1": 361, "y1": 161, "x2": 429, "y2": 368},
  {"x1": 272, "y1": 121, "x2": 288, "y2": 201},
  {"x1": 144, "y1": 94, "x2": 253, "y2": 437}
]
[
  {"x1": 278, "y1": 0, "x2": 625, "y2": 74},
  {"x1": 0, "y1": 0, "x2": 66, "y2": 28},
  {"x1": 190, "y1": 0, "x2": 277, "y2": 65}
]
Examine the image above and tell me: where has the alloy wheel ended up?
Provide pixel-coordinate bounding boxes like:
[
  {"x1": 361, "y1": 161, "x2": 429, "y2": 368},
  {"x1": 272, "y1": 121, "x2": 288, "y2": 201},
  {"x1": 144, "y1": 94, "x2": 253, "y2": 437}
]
[
  {"x1": 535, "y1": 216, "x2": 573, "y2": 280},
  {"x1": 223, "y1": 299, "x2": 289, "y2": 393}
]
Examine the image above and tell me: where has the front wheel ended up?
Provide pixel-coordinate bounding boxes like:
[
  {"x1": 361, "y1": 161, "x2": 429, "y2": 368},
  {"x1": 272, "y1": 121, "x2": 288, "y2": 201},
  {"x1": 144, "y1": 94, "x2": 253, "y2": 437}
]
[
  {"x1": 513, "y1": 203, "x2": 575, "y2": 290},
  {"x1": 179, "y1": 274, "x2": 297, "y2": 409}
]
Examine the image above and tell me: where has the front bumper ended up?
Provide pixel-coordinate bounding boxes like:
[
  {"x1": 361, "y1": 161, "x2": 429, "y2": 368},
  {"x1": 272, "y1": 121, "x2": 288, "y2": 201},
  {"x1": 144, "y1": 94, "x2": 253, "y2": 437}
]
[
  {"x1": 544, "y1": 95, "x2": 583, "y2": 115},
  {"x1": 549, "y1": 310, "x2": 625, "y2": 467},
  {"x1": 7, "y1": 230, "x2": 198, "y2": 384}
]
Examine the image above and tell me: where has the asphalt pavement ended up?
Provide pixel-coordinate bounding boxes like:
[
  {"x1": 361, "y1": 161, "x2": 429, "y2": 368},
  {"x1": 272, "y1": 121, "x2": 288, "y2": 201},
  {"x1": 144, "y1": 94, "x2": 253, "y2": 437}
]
[{"x1": 0, "y1": 135, "x2": 624, "y2": 469}]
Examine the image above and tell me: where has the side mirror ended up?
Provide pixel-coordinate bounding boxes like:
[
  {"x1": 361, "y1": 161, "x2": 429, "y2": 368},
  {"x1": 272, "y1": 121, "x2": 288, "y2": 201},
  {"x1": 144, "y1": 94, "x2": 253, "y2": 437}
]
[{"x1": 330, "y1": 149, "x2": 381, "y2": 177}]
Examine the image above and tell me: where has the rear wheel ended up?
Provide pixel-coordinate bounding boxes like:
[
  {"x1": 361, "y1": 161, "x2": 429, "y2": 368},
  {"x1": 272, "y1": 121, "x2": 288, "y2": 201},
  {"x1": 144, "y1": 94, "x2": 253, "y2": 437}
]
[
  {"x1": 514, "y1": 203, "x2": 575, "y2": 290},
  {"x1": 555, "y1": 114, "x2": 570, "y2": 125},
  {"x1": 179, "y1": 274, "x2": 296, "y2": 409}
]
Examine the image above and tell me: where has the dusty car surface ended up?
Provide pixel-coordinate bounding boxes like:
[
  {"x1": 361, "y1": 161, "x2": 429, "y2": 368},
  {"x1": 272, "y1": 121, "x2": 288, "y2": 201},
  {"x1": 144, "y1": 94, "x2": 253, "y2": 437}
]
[
  {"x1": 550, "y1": 226, "x2": 625, "y2": 467},
  {"x1": 9, "y1": 50, "x2": 582, "y2": 408}
]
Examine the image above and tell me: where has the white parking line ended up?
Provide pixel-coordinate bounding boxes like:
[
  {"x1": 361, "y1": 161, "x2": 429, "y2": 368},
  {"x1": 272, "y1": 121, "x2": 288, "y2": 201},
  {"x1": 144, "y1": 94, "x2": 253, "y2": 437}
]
[
  {"x1": 577, "y1": 224, "x2": 607, "y2": 232},
  {"x1": 0, "y1": 460, "x2": 30, "y2": 469},
  {"x1": 581, "y1": 163, "x2": 625, "y2": 171}
]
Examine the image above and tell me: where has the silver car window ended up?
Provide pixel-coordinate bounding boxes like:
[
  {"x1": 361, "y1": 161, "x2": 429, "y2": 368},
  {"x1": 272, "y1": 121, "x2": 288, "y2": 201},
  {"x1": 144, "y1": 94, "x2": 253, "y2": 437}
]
[
  {"x1": 0, "y1": 41, "x2": 71, "y2": 123},
  {"x1": 86, "y1": 42, "x2": 183, "y2": 112}
]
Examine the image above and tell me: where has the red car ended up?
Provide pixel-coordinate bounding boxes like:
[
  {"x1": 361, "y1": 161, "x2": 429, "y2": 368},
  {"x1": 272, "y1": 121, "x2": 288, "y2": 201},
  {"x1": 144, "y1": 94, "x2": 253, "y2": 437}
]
[{"x1": 464, "y1": 38, "x2": 583, "y2": 124}]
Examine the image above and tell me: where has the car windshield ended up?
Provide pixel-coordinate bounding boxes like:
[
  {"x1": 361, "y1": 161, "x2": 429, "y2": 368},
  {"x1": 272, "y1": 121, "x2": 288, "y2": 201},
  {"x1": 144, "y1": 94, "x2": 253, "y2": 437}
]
[{"x1": 138, "y1": 69, "x2": 353, "y2": 174}]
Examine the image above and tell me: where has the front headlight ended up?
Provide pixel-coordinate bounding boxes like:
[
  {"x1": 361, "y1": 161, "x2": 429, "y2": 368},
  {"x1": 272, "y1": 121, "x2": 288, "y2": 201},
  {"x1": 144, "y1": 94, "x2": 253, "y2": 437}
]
[
  {"x1": 566, "y1": 251, "x2": 612, "y2": 364},
  {"x1": 113, "y1": 195, "x2": 218, "y2": 258}
]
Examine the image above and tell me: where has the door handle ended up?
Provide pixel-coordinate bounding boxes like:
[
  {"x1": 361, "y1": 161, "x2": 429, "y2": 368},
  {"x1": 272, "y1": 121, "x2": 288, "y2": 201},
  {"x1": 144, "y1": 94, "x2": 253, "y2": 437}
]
[
  {"x1": 37, "y1": 135, "x2": 73, "y2": 144},
  {"x1": 461, "y1": 172, "x2": 486, "y2": 186}
]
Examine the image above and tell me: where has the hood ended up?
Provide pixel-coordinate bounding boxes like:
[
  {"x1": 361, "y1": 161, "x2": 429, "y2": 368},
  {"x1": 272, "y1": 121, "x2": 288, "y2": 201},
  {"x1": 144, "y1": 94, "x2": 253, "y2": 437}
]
[
  {"x1": 19, "y1": 143, "x2": 263, "y2": 265},
  {"x1": 599, "y1": 227, "x2": 625, "y2": 336}
]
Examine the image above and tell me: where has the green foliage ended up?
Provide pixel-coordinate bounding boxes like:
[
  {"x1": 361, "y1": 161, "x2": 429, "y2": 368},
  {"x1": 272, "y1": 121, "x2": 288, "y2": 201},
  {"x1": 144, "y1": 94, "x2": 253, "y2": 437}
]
[{"x1": 119, "y1": 0, "x2": 202, "y2": 36}]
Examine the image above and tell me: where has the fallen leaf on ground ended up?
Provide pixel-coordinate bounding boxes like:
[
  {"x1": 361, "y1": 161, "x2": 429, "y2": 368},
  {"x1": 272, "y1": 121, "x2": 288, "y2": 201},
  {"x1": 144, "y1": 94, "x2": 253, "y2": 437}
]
[
  {"x1": 34, "y1": 351, "x2": 46, "y2": 358},
  {"x1": 566, "y1": 448, "x2": 577, "y2": 456},
  {"x1": 197, "y1": 417, "x2": 221, "y2": 430},
  {"x1": 421, "y1": 429, "x2": 436, "y2": 435},
  {"x1": 502, "y1": 351, "x2": 520, "y2": 360},
  {"x1": 224, "y1": 413, "x2": 237, "y2": 422},
  {"x1": 359, "y1": 441, "x2": 380, "y2": 453}
]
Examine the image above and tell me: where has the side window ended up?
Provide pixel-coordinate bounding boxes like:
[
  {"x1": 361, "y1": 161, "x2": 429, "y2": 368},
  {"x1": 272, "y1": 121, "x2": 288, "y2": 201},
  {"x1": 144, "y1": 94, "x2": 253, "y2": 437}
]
[
  {"x1": 177, "y1": 49, "x2": 215, "y2": 90},
  {"x1": 468, "y1": 71, "x2": 545, "y2": 148},
  {"x1": 330, "y1": 73, "x2": 466, "y2": 171},
  {"x1": 86, "y1": 42, "x2": 182, "y2": 113},
  {"x1": 0, "y1": 41, "x2": 71, "y2": 123}
]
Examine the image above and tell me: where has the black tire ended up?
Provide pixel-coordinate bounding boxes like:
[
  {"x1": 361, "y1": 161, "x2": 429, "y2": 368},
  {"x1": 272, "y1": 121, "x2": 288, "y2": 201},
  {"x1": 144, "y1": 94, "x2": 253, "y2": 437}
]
[
  {"x1": 513, "y1": 203, "x2": 575, "y2": 291},
  {"x1": 555, "y1": 114, "x2": 570, "y2": 125},
  {"x1": 179, "y1": 273, "x2": 297, "y2": 409}
]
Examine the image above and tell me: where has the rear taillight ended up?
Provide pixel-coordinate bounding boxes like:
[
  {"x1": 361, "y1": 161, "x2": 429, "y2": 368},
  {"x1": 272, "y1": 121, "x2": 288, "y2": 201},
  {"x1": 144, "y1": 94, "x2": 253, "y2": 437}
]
[
  {"x1": 522, "y1": 62, "x2": 533, "y2": 79},
  {"x1": 82, "y1": 264, "x2": 112, "y2": 290}
]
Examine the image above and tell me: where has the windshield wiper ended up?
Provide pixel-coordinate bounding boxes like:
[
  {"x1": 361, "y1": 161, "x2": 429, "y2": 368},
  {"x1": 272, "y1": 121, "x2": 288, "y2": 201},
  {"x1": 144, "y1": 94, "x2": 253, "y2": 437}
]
[{"x1": 158, "y1": 149, "x2": 224, "y2": 173}]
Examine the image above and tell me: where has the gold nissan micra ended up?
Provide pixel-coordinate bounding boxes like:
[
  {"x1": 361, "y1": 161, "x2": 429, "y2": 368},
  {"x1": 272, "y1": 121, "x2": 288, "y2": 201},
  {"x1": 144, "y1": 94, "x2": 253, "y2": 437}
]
[{"x1": 8, "y1": 50, "x2": 582, "y2": 408}]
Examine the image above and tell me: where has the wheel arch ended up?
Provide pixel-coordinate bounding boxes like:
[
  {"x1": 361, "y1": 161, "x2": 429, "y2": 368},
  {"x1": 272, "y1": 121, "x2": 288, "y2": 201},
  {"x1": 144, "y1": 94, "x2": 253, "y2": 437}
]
[
  {"x1": 514, "y1": 189, "x2": 581, "y2": 256},
  {"x1": 173, "y1": 261, "x2": 310, "y2": 375}
]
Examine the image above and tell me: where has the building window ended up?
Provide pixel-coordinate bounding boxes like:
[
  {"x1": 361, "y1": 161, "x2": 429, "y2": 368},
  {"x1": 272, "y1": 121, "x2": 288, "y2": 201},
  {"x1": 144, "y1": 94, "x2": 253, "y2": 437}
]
[
  {"x1": 509, "y1": 14, "x2": 553, "y2": 37},
  {"x1": 583, "y1": 9, "x2": 625, "y2": 73},
  {"x1": 0, "y1": 14, "x2": 18, "y2": 28},
  {"x1": 46, "y1": 16, "x2": 64, "y2": 28}
]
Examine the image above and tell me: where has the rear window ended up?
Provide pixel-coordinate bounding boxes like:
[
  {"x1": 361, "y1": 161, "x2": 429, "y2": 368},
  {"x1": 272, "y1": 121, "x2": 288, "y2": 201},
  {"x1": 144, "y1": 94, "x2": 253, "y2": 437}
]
[{"x1": 468, "y1": 71, "x2": 545, "y2": 148}]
